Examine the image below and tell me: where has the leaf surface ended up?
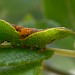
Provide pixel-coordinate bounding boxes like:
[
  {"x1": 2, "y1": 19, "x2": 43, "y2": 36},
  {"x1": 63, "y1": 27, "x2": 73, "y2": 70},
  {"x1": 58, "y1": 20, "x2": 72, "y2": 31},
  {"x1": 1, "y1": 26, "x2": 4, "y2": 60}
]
[{"x1": 0, "y1": 48, "x2": 53, "y2": 75}]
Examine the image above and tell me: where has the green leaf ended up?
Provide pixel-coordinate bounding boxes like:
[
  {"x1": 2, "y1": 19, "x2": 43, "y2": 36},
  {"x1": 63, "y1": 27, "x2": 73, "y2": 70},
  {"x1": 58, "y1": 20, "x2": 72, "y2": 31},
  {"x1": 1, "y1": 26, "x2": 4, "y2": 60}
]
[
  {"x1": 43, "y1": 0, "x2": 75, "y2": 30},
  {"x1": 0, "y1": 48, "x2": 53, "y2": 75},
  {"x1": 0, "y1": 48, "x2": 53, "y2": 66},
  {"x1": 0, "y1": 66, "x2": 41, "y2": 75}
]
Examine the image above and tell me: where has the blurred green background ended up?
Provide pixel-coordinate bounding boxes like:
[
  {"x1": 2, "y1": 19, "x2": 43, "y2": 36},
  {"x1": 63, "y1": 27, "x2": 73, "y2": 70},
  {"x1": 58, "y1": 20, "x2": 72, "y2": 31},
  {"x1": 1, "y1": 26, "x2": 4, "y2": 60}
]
[{"x1": 0, "y1": 0, "x2": 75, "y2": 75}]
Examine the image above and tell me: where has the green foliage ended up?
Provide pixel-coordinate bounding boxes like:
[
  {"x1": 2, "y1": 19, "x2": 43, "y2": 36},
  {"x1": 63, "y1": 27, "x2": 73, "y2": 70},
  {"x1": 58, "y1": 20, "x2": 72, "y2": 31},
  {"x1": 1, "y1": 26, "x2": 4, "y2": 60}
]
[
  {"x1": 0, "y1": 19, "x2": 74, "y2": 75},
  {"x1": 0, "y1": 66, "x2": 42, "y2": 75},
  {"x1": 0, "y1": 19, "x2": 54, "y2": 75},
  {"x1": 43, "y1": 0, "x2": 75, "y2": 50},
  {"x1": 43, "y1": 0, "x2": 75, "y2": 30},
  {"x1": 0, "y1": 0, "x2": 75, "y2": 74},
  {"x1": 0, "y1": 48, "x2": 53, "y2": 66},
  {"x1": 0, "y1": 48, "x2": 53, "y2": 75}
]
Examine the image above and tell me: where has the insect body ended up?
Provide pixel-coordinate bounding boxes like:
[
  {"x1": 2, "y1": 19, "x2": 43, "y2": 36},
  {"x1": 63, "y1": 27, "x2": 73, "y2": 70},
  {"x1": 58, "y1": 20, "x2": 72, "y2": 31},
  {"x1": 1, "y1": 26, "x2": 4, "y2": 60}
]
[
  {"x1": 13, "y1": 25, "x2": 43, "y2": 39},
  {"x1": 0, "y1": 19, "x2": 74, "y2": 49},
  {"x1": 21, "y1": 27, "x2": 73, "y2": 49},
  {"x1": 0, "y1": 20, "x2": 19, "y2": 45}
]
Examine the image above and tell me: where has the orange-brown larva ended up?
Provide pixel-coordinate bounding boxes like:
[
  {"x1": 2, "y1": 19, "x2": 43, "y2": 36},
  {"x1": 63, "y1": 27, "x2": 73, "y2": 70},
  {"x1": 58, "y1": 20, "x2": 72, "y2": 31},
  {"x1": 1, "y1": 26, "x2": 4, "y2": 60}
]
[{"x1": 13, "y1": 25, "x2": 41, "y2": 39}]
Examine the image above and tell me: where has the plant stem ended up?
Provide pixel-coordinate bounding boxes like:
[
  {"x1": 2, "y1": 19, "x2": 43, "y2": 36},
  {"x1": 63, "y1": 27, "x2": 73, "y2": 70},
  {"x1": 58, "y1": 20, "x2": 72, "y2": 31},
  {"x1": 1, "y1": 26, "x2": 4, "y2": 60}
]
[{"x1": 46, "y1": 48, "x2": 75, "y2": 57}]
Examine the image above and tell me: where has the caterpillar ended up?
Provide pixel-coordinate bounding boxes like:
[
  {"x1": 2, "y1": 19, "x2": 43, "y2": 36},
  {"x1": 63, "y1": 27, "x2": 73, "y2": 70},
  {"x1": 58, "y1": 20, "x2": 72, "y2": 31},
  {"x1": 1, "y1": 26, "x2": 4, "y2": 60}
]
[
  {"x1": 13, "y1": 25, "x2": 43, "y2": 39},
  {"x1": 0, "y1": 19, "x2": 74, "y2": 49},
  {"x1": 0, "y1": 20, "x2": 19, "y2": 45},
  {"x1": 21, "y1": 27, "x2": 74, "y2": 49}
]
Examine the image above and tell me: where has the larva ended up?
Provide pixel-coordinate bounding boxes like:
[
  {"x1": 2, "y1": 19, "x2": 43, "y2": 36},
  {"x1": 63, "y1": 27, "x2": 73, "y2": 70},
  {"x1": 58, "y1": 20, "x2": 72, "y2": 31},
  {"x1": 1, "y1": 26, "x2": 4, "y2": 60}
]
[
  {"x1": 0, "y1": 19, "x2": 74, "y2": 49},
  {"x1": 21, "y1": 27, "x2": 73, "y2": 49},
  {"x1": 0, "y1": 20, "x2": 19, "y2": 45},
  {"x1": 13, "y1": 25, "x2": 43, "y2": 39}
]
